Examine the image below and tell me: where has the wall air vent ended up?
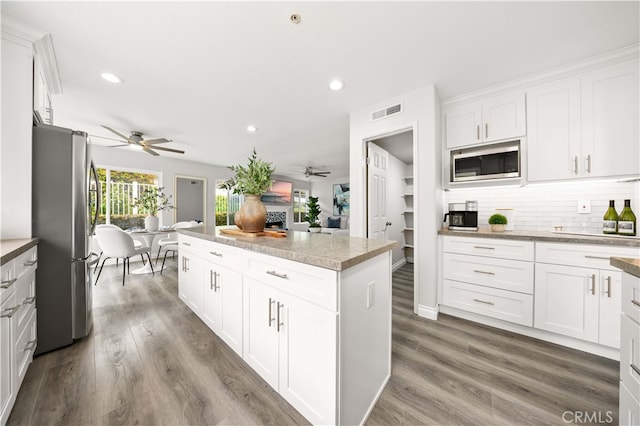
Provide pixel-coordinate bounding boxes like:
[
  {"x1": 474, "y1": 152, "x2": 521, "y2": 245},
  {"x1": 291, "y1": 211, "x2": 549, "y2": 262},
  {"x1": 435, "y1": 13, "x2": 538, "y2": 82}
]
[{"x1": 370, "y1": 103, "x2": 403, "y2": 121}]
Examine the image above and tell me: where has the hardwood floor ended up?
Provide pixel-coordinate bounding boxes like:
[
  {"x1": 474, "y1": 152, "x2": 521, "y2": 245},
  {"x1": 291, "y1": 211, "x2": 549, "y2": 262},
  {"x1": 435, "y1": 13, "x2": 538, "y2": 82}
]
[{"x1": 8, "y1": 261, "x2": 618, "y2": 425}]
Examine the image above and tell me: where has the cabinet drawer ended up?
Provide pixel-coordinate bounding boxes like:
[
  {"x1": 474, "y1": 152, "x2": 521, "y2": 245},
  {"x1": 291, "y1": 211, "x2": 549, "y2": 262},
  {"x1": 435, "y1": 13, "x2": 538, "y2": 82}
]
[
  {"x1": 442, "y1": 279, "x2": 533, "y2": 326},
  {"x1": 621, "y1": 272, "x2": 640, "y2": 324},
  {"x1": 443, "y1": 236, "x2": 534, "y2": 261},
  {"x1": 15, "y1": 309, "x2": 36, "y2": 387},
  {"x1": 620, "y1": 314, "x2": 640, "y2": 399},
  {"x1": 620, "y1": 381, "x2": 640, "y2": 426},
  {"x1": 14, "y1": 247, "x2": 37, "y2": 280},
  {"x1": 0, "y1": 259, "x2": 15, "y2": 303},
  {"x1": 14, "y1": 270, "x2": 36, "y2": 337},
  {"x1": 178, "y1": 234, "x2": 203, "y2": 253},
  {"x1": 247, "y1": 253, "x2": 337, "y2": 311},
  {"x1": 443, "y1": 253, "x2": 533, "y2": 294},
  {"x1": 201, "y1": 241, "x2": 248, "y2": 270},
  {"x1": 536, "y1": 242, "x2": 640, "y2": 270}
]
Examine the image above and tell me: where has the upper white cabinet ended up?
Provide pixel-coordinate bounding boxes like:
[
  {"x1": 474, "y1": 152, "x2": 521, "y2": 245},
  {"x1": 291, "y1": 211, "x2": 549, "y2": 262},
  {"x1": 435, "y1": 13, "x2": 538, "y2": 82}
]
[
  {"x1": 444, "y1": 92, "x2": 526, "y2": 148},
  {"x1": 528, "y1": 60, "x2": 640, "y2": 182},
  {"x1": 33, "y1": 55, "x2": 53, "y2": 124}
]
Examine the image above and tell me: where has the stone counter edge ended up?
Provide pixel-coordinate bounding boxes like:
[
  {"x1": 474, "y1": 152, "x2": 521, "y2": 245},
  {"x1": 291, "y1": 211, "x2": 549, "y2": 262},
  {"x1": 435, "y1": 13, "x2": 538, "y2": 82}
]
[
  {"x1": 611, "y1": 257, "x2": 640, "y2": 278},
  {"x1": 1, "y1": 238, "x2": 39, "y2": 266}
]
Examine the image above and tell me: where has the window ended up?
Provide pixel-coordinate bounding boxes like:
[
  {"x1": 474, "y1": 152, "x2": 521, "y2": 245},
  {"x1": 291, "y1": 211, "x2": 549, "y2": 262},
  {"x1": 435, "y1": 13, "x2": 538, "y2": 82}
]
[
  {"x1": 95, "y1": 167, "x2": 159, "y2": 229},
  {"x1": 293, "y1": 189, "x2": 309, "y2": 222},
  {"x1": 215, "y1": 179, "x2": 241, "y2": 226}
]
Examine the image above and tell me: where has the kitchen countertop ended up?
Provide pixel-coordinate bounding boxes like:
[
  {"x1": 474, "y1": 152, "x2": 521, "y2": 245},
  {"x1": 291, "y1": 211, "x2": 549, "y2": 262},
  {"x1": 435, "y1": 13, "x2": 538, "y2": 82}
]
[
  {"x1": 438, "y1": 227, "x2": 640, "y2": 248},
  {"x1": 1, "y1": 238, "x2": 39, "y2": 266},
  {"x1": 610, "y1": 257, "x2": 640, "y2": 278},
  {"x1": 178, "y1": 227, "x2": 397, "y2": 271}
]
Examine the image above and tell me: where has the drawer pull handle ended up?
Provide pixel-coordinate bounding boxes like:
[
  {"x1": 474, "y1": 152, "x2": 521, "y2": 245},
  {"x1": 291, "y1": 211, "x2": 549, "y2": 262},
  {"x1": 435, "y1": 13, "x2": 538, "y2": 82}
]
[
  {"x1": 182, "y1": 242, "x2": 191, "y2": 246},
  {"x1": 631, "y1": 364, "x2": 640, "y2": 377},
  {"x1": 584, "y1": 255, "x2": 609, "y2": 260},
  {"x1": 631, "y1": 299, "x2": 640, "y2": 308},
  {"x1": 1, "y1": 305, "x2": 21, "y2": 318},
  {"x1": 23, "y1": 260, "x2": 37, "y2": 266},
  {"x1": 473, "y1": 246, "x2": 495, "y2": 250},
  {"x1": 268, "y1": 298, "x2": 275, "y2": 327},
  {"x1": 209, "y1": 251, "x2": 223, "y2": 257},
  {"x1": 473, "y1": 298, "x2": 494, "y2": 306},
  {"x1": 266, "y1": 270, "x2": 288, "y2": 279},
  {"x1": 213, "y1": 272, "x2": 219, "y2": 291},
  {"x1": 277, "y1": 302, "x2": 284, "y2": 332},
  {"x1": 24, "y1": 339, "x2": 37, "y2": 351},
  {"x1": 605, "y1": 276, "x2": 612, "y2": 298},
  {"x1": 473, "y1": 269, "x2": 495, "y2": 275},
  {"x1": 23, "y1": 296, "x2": 36, "y2": 305},
  {"x1": 590, "y1": 274, "x2": 596, "y2": 295},
  {"x1": 0, "y1": 278, "x2": 17, "y2": 289}
]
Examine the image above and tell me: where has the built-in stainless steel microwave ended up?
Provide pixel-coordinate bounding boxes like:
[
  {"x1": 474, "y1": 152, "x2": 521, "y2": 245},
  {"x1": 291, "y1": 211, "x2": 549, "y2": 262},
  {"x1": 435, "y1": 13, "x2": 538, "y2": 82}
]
[{"x1": 450, "y1": 140, "x2": 521, "y2": 183}]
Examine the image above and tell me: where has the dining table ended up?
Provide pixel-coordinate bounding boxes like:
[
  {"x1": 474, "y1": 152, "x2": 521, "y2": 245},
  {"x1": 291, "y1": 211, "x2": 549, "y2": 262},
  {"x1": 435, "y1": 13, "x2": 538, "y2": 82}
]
[{"x1": 126, "y1": 228, "x2": 174, "y2": 274}]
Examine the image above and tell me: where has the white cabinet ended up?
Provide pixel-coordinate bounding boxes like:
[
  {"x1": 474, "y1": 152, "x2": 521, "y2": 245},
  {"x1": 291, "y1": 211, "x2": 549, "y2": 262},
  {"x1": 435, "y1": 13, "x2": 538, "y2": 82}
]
[
  {"x1": 527, "y1": 60, "x2": 639, "y2": 182},
  {"x1": 33, "y1": 55, "x2": 53, "y2": 124},
  {"x1": 534, "y1": 242, "x2": 638, "y2": 348},
  {"x1": 0, "y1": 244, "x2": 37, "y2": 426},
  {"x1": 178, "y1": 239, "x2": 203, "y2": 315},
  {"x1": 619, "y1": 272, "x2": 640, "y2": 425},
  {"x1": 444, "y1": 92, "x2": 526, "y2": 148}
]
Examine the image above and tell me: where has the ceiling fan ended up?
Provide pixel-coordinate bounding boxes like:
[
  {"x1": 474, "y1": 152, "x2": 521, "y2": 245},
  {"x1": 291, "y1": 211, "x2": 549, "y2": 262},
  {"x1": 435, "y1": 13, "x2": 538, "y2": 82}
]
[
  {"x1": 100, "y1": 125, "x2": 185, "y2": 156},
  {"x1": 302, "y1": 166, "x2": 331, "y2": 178}
]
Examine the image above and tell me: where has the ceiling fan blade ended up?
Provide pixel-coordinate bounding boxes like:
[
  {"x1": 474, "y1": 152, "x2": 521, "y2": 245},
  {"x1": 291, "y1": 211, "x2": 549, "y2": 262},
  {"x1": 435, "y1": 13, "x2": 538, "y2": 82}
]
[
  {"x1": 142, "y1": 138, "x2": 171, "y2": 145},
  {"x1": 149, "y1": 145, "x2": 185, "y2": 154},
  {"x1": 143, "y1": 147, "x2": 160, "y2": 156},
  {"x1": 107, "y1": 144, "x2": 131, "y2": 148},
  {"x1": 100, "y1": 125, "x2": 130, "y2": 142}
]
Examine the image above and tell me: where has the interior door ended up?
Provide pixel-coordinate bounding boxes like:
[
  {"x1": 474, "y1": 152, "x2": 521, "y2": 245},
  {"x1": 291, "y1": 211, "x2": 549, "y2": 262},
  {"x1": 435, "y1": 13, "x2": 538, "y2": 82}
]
[{"x1": 367, "y1": 142, "x2": 389, "y2": 240}]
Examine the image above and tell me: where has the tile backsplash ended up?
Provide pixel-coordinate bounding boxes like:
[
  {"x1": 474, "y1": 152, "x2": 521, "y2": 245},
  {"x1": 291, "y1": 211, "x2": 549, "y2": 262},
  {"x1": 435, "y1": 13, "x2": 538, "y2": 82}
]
[{"x1": 444, "y1": 180, "x2": 640, "y2": 233}]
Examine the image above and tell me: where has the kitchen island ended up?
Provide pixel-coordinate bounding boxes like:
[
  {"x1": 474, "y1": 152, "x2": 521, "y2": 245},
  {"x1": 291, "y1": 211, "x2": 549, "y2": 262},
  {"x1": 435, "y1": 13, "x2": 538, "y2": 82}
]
[{"x1": 176, "y1": 227, "x2": 396, "y2": 426}]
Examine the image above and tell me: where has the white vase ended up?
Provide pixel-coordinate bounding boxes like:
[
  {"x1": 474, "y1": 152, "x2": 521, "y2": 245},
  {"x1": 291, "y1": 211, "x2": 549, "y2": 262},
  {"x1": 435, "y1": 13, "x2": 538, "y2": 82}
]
[
  {"x1": 145, "y1": 215, "x2": 159, "y2": 231},
  {"x1": 309, "y1": 227, "x2": 321, "y2": 233}
]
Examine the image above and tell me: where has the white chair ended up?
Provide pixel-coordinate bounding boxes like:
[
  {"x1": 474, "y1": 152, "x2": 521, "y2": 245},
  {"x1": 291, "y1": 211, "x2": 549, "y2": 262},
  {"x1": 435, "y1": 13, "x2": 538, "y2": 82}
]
[
  {"x1": 94, "y1": 224, "x2": 143, "y2": 271},
  {"x1": 94, "y1": 227, "x2": 154, "y2": 286},
  {"x1": 155, "y1": 221, "x2": 192, "y2": 263}
]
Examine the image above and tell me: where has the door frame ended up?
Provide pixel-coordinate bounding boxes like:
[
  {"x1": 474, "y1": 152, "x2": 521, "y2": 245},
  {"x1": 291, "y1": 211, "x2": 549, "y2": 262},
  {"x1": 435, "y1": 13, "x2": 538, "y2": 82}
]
[
  {"x1": 362, "y1": 123, "x2": 419, "y2": 314},
  {"x1": 174, "y1": 174, "x2": 207, "y2": 226}
]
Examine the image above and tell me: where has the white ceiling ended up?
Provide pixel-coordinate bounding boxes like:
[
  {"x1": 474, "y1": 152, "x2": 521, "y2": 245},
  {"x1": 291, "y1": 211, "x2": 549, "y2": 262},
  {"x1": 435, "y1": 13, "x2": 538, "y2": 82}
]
[{"x1": 3, "y1": 1, "x2": 638, "y2": 179}]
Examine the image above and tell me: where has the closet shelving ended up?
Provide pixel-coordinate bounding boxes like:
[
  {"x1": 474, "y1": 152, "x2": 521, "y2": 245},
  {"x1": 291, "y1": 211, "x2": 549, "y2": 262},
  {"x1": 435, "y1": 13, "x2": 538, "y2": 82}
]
[{"x1": 401, "y1": 175, "x2": 414, "y2": 263}]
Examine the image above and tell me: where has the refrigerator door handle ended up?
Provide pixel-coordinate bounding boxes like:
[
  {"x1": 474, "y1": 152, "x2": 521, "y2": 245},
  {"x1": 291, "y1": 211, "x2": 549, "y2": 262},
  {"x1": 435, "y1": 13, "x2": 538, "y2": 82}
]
[
  {"x1": 89, "y1": 161, "x2": 100, "y2": 236},
  {"x1": 71, "y1": 252, "x2": 100, "y2": 265}
]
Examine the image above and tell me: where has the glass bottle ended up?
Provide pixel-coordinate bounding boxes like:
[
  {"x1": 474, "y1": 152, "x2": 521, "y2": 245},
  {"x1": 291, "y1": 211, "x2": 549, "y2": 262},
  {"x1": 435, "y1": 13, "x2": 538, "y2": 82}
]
[
  {"x1": 602, "y1": 200, "x2": 618, "y2": 234},
  {"x1": 617, "y1": 199, "x2": 636, "y2": 236}
]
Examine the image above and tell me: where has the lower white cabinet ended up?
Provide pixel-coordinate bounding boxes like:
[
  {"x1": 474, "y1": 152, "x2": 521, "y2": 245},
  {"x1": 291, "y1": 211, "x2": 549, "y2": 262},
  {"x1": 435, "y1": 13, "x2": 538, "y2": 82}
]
[
  {"x1": 178, "y1": 244, "x2": 203, "y2": 315},
  {"x1": 1, "y1": 291, "x2": 17, "y2": 426},
  {"x1": 619, "y1": 272, "x2": 640, "y2": 425},
  {"x1": 243, "y1": 277, "x2": 337, "y2": 423}
]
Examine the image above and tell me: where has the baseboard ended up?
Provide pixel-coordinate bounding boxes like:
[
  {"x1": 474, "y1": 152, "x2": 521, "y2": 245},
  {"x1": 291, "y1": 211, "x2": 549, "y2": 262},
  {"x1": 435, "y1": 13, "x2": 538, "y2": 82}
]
[
  {"x1": 358, "y1": 372, "x2": 391, "y2": 426},
  {"x1": 417, "y1": 304, "x2": 439, "y2": 320},
  {"x1": 392, "y1": 258, "x2": 407, "y2": 272}
]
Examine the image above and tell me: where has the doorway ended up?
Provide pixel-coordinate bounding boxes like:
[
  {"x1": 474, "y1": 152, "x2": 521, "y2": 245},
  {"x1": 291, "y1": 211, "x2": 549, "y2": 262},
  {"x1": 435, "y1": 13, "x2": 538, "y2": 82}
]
[
  {"x1": 174, "y1": 175, "x2": 207, "y2": 224},
  {"x1": 365, "y1": 127, "x2": 416, "y2": 313}
]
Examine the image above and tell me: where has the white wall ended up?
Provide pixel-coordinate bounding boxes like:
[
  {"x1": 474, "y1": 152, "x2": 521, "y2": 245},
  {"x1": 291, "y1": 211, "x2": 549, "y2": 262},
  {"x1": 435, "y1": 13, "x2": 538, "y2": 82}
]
[
  {"x1": 349, "y1": 85, "x2": 442, "y2": 319},
  {"x1": 310, "y1": 175, "x2": 349, "y2": 224}
]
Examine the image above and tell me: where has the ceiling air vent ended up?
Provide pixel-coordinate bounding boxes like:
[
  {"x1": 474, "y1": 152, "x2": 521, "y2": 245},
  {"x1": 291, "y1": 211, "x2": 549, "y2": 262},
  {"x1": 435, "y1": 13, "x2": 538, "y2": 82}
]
[{"x1": 370, "y1": 103, "x2": 403, "y2": 122}]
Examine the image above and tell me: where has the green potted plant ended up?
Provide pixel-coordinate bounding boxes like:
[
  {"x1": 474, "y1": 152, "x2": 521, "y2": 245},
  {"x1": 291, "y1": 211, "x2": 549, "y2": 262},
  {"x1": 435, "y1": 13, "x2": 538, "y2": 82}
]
[
  {"x1": 304, "y1": 196, "x2": 322, "y2": 233},
  {"x1": 488, "y1": 213, "x2": 508, "y2": 232},
  {"x1": 221, "y1": 148, "x2": 275, "y2": 233},
  {"x1": 132, "y1": 187, "x2": 174, "y2": 231}
]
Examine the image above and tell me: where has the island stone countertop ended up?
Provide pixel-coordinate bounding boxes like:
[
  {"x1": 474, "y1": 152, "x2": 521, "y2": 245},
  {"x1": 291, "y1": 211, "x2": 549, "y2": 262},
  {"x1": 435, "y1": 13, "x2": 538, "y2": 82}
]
[
  {"x1": 610, "y1": 257, "x2": 640, "y2": 278},
  {"x1": 0, "y1": 238, "x2": 39, "y2": 266},
  {"x1": 438, "y1": 227, "x2": 640, "y2": 248},
  {"x1": 177, "y1": 227, "x2": 397, "y2": 271}
]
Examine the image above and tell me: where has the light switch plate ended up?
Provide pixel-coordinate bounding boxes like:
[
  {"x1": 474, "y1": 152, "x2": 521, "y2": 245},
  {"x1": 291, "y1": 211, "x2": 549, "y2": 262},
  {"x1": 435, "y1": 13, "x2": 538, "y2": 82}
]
[{"x1": 577, "y1": 200, "x2": 591, "y2": 214}]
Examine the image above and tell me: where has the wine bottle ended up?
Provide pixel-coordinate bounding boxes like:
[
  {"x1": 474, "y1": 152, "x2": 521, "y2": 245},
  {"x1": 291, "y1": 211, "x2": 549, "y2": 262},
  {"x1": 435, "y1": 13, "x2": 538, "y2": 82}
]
[
  {"x1": 602, "y1": 200, "x2": 618, "y2": 234},
  {"x1": 617, "y1": 199, "x2": 636, "y2": 236}
]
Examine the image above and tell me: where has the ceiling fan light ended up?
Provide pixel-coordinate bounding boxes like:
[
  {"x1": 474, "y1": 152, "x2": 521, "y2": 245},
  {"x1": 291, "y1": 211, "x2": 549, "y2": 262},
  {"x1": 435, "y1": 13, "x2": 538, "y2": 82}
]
[
  {"x1": 101, "y1": 72, "x2": 123, "y2": 84},
  {"x1": 246, "y1": 125, "x2": 258, "y2": 133},
  {"x1": 329, "y1": 79, "x2": 344, "y2": 91},
  {"x1": 129, "y1": 144, "x2": 143, "y2": 151}
]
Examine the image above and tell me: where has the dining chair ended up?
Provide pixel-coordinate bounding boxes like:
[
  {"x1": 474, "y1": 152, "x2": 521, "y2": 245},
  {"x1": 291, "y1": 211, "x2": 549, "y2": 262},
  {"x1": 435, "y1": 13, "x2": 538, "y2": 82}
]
[
  {"x1": 94, "y1": 227, "x2": 154, "y2": 286},
  {"x1": 155, "y1": 221, "x2": 192, "y2": 263},
  {"x1": 94, "y1": 224, "x2": 143, "y2": 271}
]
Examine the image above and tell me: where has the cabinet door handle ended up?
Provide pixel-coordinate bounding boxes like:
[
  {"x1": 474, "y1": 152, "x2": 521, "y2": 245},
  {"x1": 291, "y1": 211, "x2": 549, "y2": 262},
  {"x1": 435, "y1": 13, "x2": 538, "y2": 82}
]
[
  {"x1": 473, "y1": 246, "x2": 495, "y2": 250},
  {"x1": 605, "y1": 276, "x2": 612, "y2": 298},
  {"x1": 214, "y1": 272, "x2": 219, "y2": 291},
  {"x1": 209, "y1": 251, "x2": 222, "y2": 257},
  {"x1": 473, "y1": 269, "x2": 495, "y2": 275},
  {"x1": 476, "y1": 125, "x2": 480, "y2": 141},
  {"x1": 210, "y1": 270, "x2": 214, "y2": 290},
  {"x1": 1, "y1": 305, "x2": 21, "y2": 318},
  {"x1": 268, "y1": 298, "x2": 275, "y2": 327},
  {"x1": 24, "y1": 339, "x2": 37, "y2": 351},
  {"x1": 590, "y1": 274, "x2": 596, "y2": 295},
  {"x1": 0, "y1": 278, "x2": 17, "y2": 289},
  {"x1": 277, "y1": 302, "x2": 284, "y2": 332},
  {"x1": 23, "y1": 296, "x2": 36, "y2": 305},
  {"x1": 573, "y1": 156, "x2": 579, "y2": 175},
  {"x1": 585, "y1": 154, "x2": 592, "y2": 174},
  {"x1": 182, "y1": 242, "x2": 191, "y2": 247},
  {"x1": 484, "y1": 123, "x2": 488, "y2": 139},
  {"x1": 584, "y1": 255, "x2": 609, "y2": 260},
  {"x1": 266, "y1": 270, "x2": 288, "y2": 279},
  {"x1": 23, "y1": 260, "x2": 37, "y2": 266},
  {"x1": 631, "y1": 299, "x2": 640, "y2": 308},
  {"x1": 186, "y1": 258, "x2": 189, "y2": 272},
  {"x1": 473, "y1": 298, "x2": 494, "y2": 306},
  {"x1": 631, "y1": 364, "x2": 640, "y2": 377}
]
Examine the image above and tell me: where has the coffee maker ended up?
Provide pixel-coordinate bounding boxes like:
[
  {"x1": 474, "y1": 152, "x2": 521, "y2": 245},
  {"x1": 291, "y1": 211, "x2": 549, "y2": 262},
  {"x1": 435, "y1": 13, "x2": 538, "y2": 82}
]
[{"x1": 444, "y1": 200, "x2": 478, "y2": 231}]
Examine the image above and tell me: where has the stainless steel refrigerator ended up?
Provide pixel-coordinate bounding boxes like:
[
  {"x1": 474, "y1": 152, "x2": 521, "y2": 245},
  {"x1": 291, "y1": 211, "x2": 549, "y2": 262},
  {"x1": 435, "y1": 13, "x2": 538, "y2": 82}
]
[{"x1": 32, "y1": 122, "x2": 100, "y2": 355}]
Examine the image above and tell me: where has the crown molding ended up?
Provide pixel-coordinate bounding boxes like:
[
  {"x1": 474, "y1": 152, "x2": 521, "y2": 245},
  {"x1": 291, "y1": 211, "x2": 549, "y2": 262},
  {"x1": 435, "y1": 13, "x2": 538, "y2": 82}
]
[
  {"x1": 1, "y1": 14, "x2": 46, "y2": 43},
  {"x1": 34, "y1": 34, "x2": 63, "y2": 95}
]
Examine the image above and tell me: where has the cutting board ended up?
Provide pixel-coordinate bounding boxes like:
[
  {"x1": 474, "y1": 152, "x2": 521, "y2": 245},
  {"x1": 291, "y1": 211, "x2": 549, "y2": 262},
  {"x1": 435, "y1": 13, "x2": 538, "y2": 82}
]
[{"x1": 220, "y1": 228, "x2": 287, "y2": 238}]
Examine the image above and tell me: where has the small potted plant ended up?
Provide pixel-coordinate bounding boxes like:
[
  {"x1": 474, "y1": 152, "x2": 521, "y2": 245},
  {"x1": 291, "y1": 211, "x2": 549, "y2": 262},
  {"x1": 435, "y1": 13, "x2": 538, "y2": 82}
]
[
  {"x1": 305, "y1": 196, "x2": 322, "y2": 233},
  {"x1": 132, "y1": 187, "x2": 174, "y2": 231},
  {"x1": 220, "y1": 148, "x2": 275, "y2": 233},
  {"x1": 488, "y1": 213, "x2": 508, "y2": 232}
]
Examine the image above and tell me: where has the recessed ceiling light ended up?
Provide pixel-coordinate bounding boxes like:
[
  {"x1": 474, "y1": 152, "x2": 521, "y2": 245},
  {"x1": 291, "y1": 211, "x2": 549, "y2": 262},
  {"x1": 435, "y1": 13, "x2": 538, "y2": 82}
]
[
  {"x1": 246, "y1": 125, "x2": 258, "y2": 133},
  {"x1": 329, "y1": 79, "x2": 344, "y2": 91},
  {"x1": 101, "y1": 72, "x2": 123, "y2": 84}
]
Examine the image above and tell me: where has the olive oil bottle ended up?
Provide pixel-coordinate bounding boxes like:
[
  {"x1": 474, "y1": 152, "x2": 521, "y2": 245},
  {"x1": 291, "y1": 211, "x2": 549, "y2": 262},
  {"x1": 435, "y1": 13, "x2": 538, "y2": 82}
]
[
  {"x1": 602, "y1": 200, "x2": 618, "y2": 234},
  {"x1": 617, "y1": 199, "x2": 636, "y2": 236}
]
